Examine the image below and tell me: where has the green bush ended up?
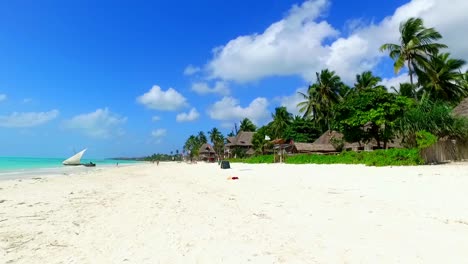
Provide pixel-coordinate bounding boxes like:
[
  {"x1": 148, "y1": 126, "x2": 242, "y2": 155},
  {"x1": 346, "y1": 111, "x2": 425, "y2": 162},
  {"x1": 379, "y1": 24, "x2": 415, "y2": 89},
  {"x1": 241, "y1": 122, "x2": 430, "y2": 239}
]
[
  {"x1": 228, "y1": 155, "x2": 274, "y2": 164},
  {"x1": 415, "y1": 130, "x2": 438, "y2": 149},
  {"x1": 229, "y1": 149, "x2": 424, "y2": 166}
]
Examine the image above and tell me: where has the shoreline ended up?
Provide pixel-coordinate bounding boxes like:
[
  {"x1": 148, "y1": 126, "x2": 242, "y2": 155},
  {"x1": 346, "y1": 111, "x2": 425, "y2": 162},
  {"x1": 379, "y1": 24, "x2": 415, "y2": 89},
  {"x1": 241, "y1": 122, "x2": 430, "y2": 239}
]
[
  {"x1": 1, "y1": 162, "x2": 468, "y2": 263},
  {"x1": 0, "y1": 163, "x2": 141, "y2": 181}
]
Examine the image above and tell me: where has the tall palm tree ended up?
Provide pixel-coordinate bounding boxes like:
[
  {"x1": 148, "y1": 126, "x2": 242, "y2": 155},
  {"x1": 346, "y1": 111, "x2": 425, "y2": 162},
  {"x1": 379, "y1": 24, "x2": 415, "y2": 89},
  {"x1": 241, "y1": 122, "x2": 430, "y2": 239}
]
[
  {"x1": 380, "y1": 17, "x2": 447, "y2": 97},
  {"x1": 298, "y1": 69, "x2": 343, "y2": 131},
  {"x1": 354, "y1": 71, "x2": 384, "y2": 91},
  {"x1": 269, "y1": 107, "x2": 292, "y2": 139},
  {"x1": 208, "y1": 127, "x2": 224, "y2": 159},
  {"x1": 297, "y1": 86, "x2": 319, "y2": 119},
  {"x1": 416, "y1": 53, "x2": 467, "y2": 103},
  {"x1": 338, "y1": 84, "x2": 353, "y2": 99},
  {"x1": 239, "y1": 118, "x2": 257, "y2": 132},
  {"x1": 184, "y1": 135, "x2": 199, "y2": 161},
  {"x1": 197, "y1": 131, "x2": 208, "y2": 145}
]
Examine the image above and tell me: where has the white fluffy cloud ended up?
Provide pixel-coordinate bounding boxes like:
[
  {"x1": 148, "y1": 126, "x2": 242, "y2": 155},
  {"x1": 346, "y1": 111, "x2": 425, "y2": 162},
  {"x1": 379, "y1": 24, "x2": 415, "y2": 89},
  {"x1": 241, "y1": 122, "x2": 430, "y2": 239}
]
[
  {"x1": 191, "y1": 81, "x2": 230, "y2": 95},
  {"x1": 205, "y1": 0, "x2": 468, "y2": 83},
  {"x1": 207, "y1": 97, "x2": 269, "y2": 124},
  {"x1": 137, "y1": 85, "x2": 188, "y2": 111},
  {"x1": 0, "y1": 94, "x2": 6, "y2": 102},
  {"x1": 184, "y1": 65, "x2": 201, "y2": 76},
  {"x1": 0, "y1": 110, "x2": 59, "y2": 128},
  {"x1": 276, "y1": 87, "x2": 307, "y2": 116},
  {"x1": 380, "y1": 74, "x2": 411, "y2": 90},
  {"x1": 64, "y1": 108, "x2": 126, "y2": 138},
  {"x1": 151, "y1": 129, "x2": 167, "y2": 138},
  {"x1": 176, "y1": 108, "x2": 200, "y2": 122},
  {"x1": 207, "y1": 0, "x2": 336, "y2": 83}
]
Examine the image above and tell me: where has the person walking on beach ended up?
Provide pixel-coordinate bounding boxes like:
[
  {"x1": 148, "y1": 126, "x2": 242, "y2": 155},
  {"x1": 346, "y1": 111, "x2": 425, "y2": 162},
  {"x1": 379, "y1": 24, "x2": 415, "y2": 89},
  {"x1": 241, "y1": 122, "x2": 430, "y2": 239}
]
[{"x1": 156, "y1": 160, "x2": 159, "y2": 166}]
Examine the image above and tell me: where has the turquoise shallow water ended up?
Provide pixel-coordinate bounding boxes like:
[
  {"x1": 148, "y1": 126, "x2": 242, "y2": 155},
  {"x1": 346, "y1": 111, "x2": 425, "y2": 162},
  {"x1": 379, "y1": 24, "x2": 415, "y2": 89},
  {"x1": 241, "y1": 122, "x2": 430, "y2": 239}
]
[{"x1": 0, "y1": 157, "x2": 140, "y2": 171}]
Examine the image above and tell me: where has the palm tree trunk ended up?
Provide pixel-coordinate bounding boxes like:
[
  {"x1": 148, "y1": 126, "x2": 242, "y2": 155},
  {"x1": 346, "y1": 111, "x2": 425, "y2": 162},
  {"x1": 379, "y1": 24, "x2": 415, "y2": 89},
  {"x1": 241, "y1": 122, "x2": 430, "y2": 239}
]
[{"x1": 407, "y1": 60, "x2": 418, "y2": 100}]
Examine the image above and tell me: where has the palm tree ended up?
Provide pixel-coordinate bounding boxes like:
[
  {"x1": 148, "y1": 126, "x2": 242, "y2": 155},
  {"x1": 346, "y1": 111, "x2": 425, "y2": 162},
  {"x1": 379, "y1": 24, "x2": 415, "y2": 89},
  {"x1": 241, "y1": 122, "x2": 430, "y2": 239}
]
[
  {"x1": 338, "y1": 84, "x2": 353, "y2": 99},
  {"x1": 239, "y1": 118, "x2": 257, "y2": 132},
  {"x1": 297, "y1": 86, "x2": 319, "y2": 119},
  {"x1": 298, "y1": 69, "x2": 343, "y2": 131},
  {"x1": 197, "y1": 131, "x2": 207, "y2": 145},
  {"x1": 269, "y1": 107, "x2": 292, "y2": 139},
  {"x1": 354, "y1": 71, "x2": 384, "y2": 91},
  {"x1": 380, "y1": 17, "x2": 447, "y2": 97},
  {"x1": 184, "y1": 135, "x2": 199, "y2": 161},
  {"x1": 208, "y1": 127, "x2": 224, "y2": 160},
  {"x1": 391, "y1": 82, "x2": 418, "y2": 99},
  {"x1": 416, "y1": 53, "x2": 467, "y2": 103}
]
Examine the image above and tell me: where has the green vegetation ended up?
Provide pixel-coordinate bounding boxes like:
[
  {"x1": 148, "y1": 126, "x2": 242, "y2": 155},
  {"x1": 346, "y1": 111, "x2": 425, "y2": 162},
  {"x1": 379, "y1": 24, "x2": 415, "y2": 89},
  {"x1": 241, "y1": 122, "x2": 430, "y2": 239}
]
[
  {"x1": 415, "y1": 131, "x2": 438, "y2": 149},
  {"x1": 229, "y1": 155, "x2": 275, "y2": 164},
  {"x1": 208, "y1": 127, "x2": 225, "y2": 159},
  {"x1": 142, "y1": 153, "x2": 180, "y2": 162},
  {"x1": 181, "y1": 17, "x2": 468, "y2": 166},
  {"x1": 183, "y1": 131, "x2": 208, "y2": 161},
  {"x1": 230, "y1": 149, "x2": 423, "y2": 166},
  {"x1": 334, "y1": 88, "x2": 413, "y2": 148},
  {"x1": 239, "y1": 118, "x2": 257, "y2": 132}
]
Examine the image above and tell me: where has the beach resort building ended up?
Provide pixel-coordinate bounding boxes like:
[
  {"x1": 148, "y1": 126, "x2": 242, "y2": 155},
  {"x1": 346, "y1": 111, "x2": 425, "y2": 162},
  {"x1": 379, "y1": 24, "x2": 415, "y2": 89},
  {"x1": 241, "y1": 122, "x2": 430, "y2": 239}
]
[
  {"x1": 198, "y1": 143, "x2": 216, "y2": 162},
  {"x1": 224, "y1": 131, "x2": 256, "y2": 158}
]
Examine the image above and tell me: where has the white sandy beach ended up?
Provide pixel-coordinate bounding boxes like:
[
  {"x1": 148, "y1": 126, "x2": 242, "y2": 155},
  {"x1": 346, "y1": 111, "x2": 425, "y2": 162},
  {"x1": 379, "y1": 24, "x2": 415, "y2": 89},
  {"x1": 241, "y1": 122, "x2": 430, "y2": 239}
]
[{"x1": 1, "y1": 162, "x2": 468, "y2": 263}]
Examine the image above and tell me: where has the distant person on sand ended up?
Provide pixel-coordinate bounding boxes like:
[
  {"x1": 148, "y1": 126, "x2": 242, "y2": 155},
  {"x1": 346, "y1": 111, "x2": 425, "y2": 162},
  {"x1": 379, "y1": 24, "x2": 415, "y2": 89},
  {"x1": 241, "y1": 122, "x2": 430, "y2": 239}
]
[
  {"x1": 157, "y1": 160, "x2": 159, "y2": 166},
  {"x1": 116, "y1": 162, "x2": 119, "y2": 167}
]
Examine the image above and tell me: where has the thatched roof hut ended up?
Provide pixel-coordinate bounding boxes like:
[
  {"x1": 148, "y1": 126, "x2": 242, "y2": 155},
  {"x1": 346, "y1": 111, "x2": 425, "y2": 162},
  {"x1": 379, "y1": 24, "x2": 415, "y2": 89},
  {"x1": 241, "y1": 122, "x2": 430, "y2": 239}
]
[
  {"x1": 225, "y1": 132, "x2": 255, "y2": 147},
  {"x1": 295, "y1": 130, "x2": 402, "y2": 153},
  {"x1": 199, "y1": 143, "x2": 215, "y2": 154},
  {"x1": 292, "y1": 142, "x2": 335, "y2": 153},
  {"x1": 313, "y1": 130, "x2": 343, "y2": 144},
  {"x1": 454, "y1": 97, "x2": 468, "y2": 117}
]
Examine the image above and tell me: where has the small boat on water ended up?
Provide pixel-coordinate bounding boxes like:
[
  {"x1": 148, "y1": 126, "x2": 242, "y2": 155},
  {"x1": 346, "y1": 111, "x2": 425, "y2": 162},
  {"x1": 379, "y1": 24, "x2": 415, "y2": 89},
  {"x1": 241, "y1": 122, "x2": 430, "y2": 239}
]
[
  {"x1": 63, "y1": 149, "x2": 96, "y2": 167},
  {"x1": 83, "y1": 162, "x2": 96, "y2": 167}
]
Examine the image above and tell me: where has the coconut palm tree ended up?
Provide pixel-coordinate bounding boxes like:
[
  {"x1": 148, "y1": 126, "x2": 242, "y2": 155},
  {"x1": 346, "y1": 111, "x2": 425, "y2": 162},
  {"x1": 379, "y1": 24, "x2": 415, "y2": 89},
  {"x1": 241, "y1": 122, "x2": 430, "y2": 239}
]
[
  {"x1": 269, "y1": 107, "x2": 292, "y2": 139},
  {"x1": 208, "y1": 127, "x2": 224, "y2": 160},
  {"x1": 183, "y1": 135, "x2": 199, "y2": 161},
  {"x1": 380, "y1": 17, "x2": 447, "y2": 98},
  {"x1": 239, "y1": 118, "x2": 257, "y2": 132},
  {"x1": 297, "y1": 86, "x2": 319, "y2": 119},
  {"x1": 197, "y1": 131, "x2": 208, "y2": 145},
  {"x1": 416, "y1": 53, "x2": 467, "y2": 103},
  {"x1": 298, "y1": 69, "x2": 343, "y2": 131},
  {"x1": 354, "y1": 71, "x2": 384, "y2": 91}
]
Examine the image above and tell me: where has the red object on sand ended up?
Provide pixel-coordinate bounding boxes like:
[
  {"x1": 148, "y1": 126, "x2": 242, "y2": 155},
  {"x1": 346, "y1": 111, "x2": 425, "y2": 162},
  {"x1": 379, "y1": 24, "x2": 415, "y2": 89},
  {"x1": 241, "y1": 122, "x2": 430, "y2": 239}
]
[{"x1": 232, "y1": 177, "x2": 239, "y2": 180}]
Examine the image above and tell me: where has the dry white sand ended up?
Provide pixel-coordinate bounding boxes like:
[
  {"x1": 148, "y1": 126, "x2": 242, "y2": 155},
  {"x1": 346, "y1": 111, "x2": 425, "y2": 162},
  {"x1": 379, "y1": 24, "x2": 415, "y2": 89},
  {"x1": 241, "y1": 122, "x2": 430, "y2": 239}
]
[{"x1": 1, "y1": 162, "x2": 468, "y2": 263}]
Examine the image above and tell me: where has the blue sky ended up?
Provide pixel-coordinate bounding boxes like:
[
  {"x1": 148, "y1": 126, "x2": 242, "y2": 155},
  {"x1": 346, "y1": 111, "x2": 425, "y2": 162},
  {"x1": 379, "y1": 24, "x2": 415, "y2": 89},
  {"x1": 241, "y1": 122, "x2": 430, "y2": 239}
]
[{"x1": 0, "y1": 0, "x2": 466, "y2": 158}]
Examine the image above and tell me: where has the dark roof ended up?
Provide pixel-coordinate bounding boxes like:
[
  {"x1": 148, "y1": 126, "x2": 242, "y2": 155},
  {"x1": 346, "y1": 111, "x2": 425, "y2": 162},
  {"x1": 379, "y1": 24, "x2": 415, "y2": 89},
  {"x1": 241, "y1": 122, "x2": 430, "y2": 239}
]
[
  {"x1": 313, "y1": 130, "x2": 344, "y2": 144},
  {"x1": 293, "y1": 142, "x2": 317, "y2": 152},
  {"x1": 225, "y1": 131, "x2": 255, "y2": 147},
  {"x1": 236, "y1": 131, "x2": 255, "y2": 146},
  {"x1": 293, "y1": 142, "x2": 337, "y2": 153},
  {"x1": 454, "y1": 97, "x2": 468, "y2": 117},
  {"x1": 199, "y1": 143, "x2": 215, "y2": 154}
]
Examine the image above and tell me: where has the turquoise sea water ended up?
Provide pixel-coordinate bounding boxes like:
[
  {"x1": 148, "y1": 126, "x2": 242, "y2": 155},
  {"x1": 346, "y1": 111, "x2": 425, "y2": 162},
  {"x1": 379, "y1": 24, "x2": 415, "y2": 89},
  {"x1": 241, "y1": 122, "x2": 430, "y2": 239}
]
[{"x1": 0, "y1": 156, "x2": 140, "y2": 171}]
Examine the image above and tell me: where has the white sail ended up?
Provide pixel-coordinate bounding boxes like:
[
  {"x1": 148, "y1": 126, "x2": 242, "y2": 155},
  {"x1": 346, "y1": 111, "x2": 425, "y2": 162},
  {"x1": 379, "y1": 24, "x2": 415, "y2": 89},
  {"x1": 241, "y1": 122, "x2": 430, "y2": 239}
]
[{"x1": 63, "y1": 149, "x2": 87, "y2": 165}]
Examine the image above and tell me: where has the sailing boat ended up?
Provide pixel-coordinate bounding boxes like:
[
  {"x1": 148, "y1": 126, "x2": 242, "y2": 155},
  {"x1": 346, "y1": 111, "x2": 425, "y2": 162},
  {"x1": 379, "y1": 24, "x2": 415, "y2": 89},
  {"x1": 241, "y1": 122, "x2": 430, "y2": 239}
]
[{"x1": 63, "y1": 149, "x2": 87, "y2": 166}]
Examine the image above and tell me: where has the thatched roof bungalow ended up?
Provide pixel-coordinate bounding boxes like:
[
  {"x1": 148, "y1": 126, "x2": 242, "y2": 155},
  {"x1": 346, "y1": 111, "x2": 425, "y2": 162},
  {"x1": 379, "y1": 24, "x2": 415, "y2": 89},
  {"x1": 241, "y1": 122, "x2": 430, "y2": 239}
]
[
  {"x1": 454, "y1": 97, "x2": 468, "y2": 117},
  {"x1": 199, "y1": 143, "x2": 216, "y2": 161},
  {"x1": 224, "y1": 131, "x2": 256, "y2": 157},
  {"x1": 290, "y1": 142, "x2": 334, "y2": 153},
  {"x1": 291, "y1": 130, "x2": 402, "y2": 154}
]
